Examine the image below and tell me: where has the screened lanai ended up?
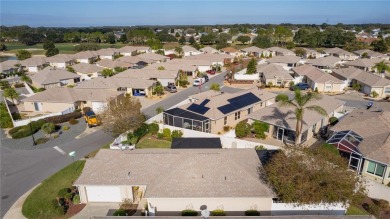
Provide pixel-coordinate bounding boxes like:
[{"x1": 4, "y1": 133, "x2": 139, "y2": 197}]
[
  {"x1": 163, "y1": 108, "x2": 211, "y2": 133},
  {"x1": 327, "y1": 130, "x2": 364, "y2": 172}
]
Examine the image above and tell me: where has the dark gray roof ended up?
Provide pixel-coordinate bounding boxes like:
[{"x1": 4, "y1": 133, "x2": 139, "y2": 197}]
[{"x1": 171, "y1": 138, "x2": 222, "y2": 149}]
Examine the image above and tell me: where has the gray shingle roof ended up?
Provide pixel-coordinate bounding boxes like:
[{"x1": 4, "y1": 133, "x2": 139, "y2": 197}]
[
  {"x1": 76, "y1": 77, "x2": 154, "y2": 89},
  {"x1": 30, "y1": 67, "x2": 80, "y2": 85},
  {"x1": 74, "y1": 149, "x2": 274, "y2": 198},
  {"x1": 72, "y1": 63, "x2": 103, "y2": 74},
  {"x1": 137, "y1": 53, "x2": 169, "y2": 62},
  {"x1": 306, "y1": 56, "x2": 342, "y2": 67},
  {"x1": 266, "y1": 55, "x2": 301, "y2": 64},
  {"x1": 292, "y1": 65, "x2": 343, "y2": 83},
  {"x1": 20, "y1": 57, "x2": 47, "y2": 67},
  {"x1": 345, "y1": 58, "x2": 389, "y2": 68},
  {"x1": 332, "y1": 67, "x2": 390, "y2": 87},
  {"x1": 257, "y1": 63, "x2": 293, "y2": 79},
  {"x1": 0, "y1": 60, "x2": 20, "y2": 72},
  {"x1": 241, "y1": 46, "x2": 265, "y2": 53}
]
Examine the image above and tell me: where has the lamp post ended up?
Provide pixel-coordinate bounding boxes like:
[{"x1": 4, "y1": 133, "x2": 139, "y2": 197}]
[{"x1": 29, "y1": 118, "x2": 36, "y2": 146}]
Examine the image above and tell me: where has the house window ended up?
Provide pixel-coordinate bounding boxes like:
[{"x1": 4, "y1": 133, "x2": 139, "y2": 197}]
[
  {"x1": 287, "y1": 63, "x2": 293, "y2": 67},
  {"x1": 276, "y1": 79, "x2": 282, "y2": 85},
  {"x1": 247, "y1": 107, "x2": 253, "y2": 115},
  {"x1": 260, "y1": 102, "x2": 263, "y2": 107},
  {"x1": 60, "y1": 80, "x2": 68, "y2": 86},
  {"x1": 234, "y1": 112, "x2": 241, "y2": 120},
  {"x1": 367, "y1": 161, "x2": 386, "y2": 177},
  {"x1": 224, "y1": 116, "x2": 227, "y2": 125}
]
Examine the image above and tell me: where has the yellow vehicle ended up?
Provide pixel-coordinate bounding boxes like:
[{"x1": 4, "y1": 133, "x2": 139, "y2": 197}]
[{"x1": 84, "y1": 111, "x2": 100, "y2": 128}]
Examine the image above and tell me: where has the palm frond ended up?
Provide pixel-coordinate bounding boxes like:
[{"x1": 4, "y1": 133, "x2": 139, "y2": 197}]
[{"x1": 306, "y1": 105, "x2": 327, "y2": 116}]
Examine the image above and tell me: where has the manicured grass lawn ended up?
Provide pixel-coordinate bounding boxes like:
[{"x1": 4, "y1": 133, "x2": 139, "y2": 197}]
[
  {"x1": 22, "y1": 160, "x2": 85, "y2": 219},
  {"x1": 136, "y1": 137, "x2": 171, "y2": 149},
  {"x1": 346, "y1": 205, "x2": 370, "y2": 215}
]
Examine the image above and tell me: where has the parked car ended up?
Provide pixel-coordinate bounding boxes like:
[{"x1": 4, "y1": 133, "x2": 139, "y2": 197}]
[
  {"x1": 206, "y1": 70, "x2": 216, "y2": 75},
  {"x1": 203, "y1": 75, "x2": 209, "y2": 82},
  {"x1": 290, "y1": 83, "x2": 310, "y2": 91},
  {"x1": 84, "y1": 111, "x2": 100, "y2": 128},
  {"x1": 165, "y1": 84, "x2": 177, "y2": 93}
]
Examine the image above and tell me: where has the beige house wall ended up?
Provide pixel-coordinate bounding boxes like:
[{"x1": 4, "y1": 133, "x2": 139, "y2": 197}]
[
  {"x1": 361, "y1": 160, "x2": 390, "y2": 185},
  {"x1": 23, "y1": 101, "x2": 75, "y2": 113},
  {"x1": 263, "y1": 78, "x2": 292, "y2": 87},
  {"x1": 77, "y1": 185, "x2": 134, "y2": 203},
  {"x1": 147, "y1": 197, "x2": 272, "y2": 214}
]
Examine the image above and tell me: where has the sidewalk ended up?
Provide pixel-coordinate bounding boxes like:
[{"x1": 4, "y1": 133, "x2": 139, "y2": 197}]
[
  {"x1": 3, "y1": 184, "x2": 40, "y2": 219},
  {"x1": 365, "y1": 179, "x2": 390, "y2": 202}
]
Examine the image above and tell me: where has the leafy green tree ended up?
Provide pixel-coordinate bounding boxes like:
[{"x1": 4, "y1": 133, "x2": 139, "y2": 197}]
[
  {"x1": 372, "y1": 39, "x2": 388, "y2": 53},
  {"x1": 16, "y1": 50, "x2": 32, "y2": 60},
  {"x1": 106, "y1": 33, "x2": 116, "y2": 44},
  {"x1": 294, "y1": 48, "x2": 306, "y2": 57},
  {"x1": 252, "y1": 36, "x2": 273, "y2": 48},
  {"x1": 235, "y1": 121, "x2": 251, "y2": 138},
  {"x1": 43, "y1": 41, "x2": 55, "y2": 50},
  {"x1": 155, "y1": 49, "x2": 165, "y2": 55},
  {"x1": 45, "y1": 48, "x2": 59, "y2": 57},
  {"x1": 66, "y1": 66, "x2": 76, "y2": 73},
  {"x1": 157, "y1": 32, "x2": 177, "y2": 42},
  {"x1": 209, "y1": 83, "x2": 220, "y2": 92},
  {"x1": 175, "y1": 32, "x2": 180, "y2": 37},
  {"x1": 251, "y1": 121, "x2": 269, "y2": 139},
  {"x1": 236, "y1": 35, "x2": 251, "y2": 45},
  {"x1": 361, "y1": 52, "x2": 369, "y2": 58},
  {"x1": 102, "y1": 68, "x2": 114, "y2": 77},
  {"x1": 200, "y1": 34, "x2": 216, "y2": 45},
  {"x1": 42, "y1": 122, "x2": 55, "y2": 139},
  {"x1": 0, "y1": 43, "x2": 7, "y2": 51},
  {"x1": 264, "y1": 146, "x2": 366, "y2": 206},
  {"x1": 156, "y1": 106, "x2": 164, "y2": 114},
  {"x1": 3, "y1": 88, "x2": 20, "y2": 104},
  {"x1": 174, "y1": 47, "x2": 183, "y2": 57},
  {"x1": 246, "y1": 58, "x2": 257, "y2": 74},
  {"x1": 343, "y1": 40, "x2": 367, "y2": 52},
  {"x1": 189, "y1": 36, "x2": 195, "y2": 45},
  {"x1": 146, "y1": 38, "x2": 163, "y2": 50},
  {"x1": 217, "y1": 33, "x2": 232, "y2": 43},
  {"x1": 119, "y1": 34, "x2": 127, "y2": 43},
  {"x1": 74, "y1": 43, "x2": 101, "y2": 52},
  {"x1": 216, "y1": 42, "x2": 230, "y2": 50},
  {"x1": 179, "y1": 36, "x2": 186, "y2": 45},
  {"x1": 154, "y1": 84, "x2": 164, "y2": 96},
  {"x1": 114, "y1": 67, "x2": 126, "y2": 73},
  {"x1": 372, "y1": 60, "x2": 390, "y2": 73},
  {"x1": 275, "y1": 90, "x2": 327, "y2": 145},
  {"x1": 21, "y1": 74, "x2": 32, "y2": 84},
  {"x1": 72, "y1": 35, "x2": 81, "y2": 43}
]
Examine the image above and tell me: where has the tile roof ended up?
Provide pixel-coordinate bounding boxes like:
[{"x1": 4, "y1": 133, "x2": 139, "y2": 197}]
[
  {"x1": 72, "y1": 63, "x2": 103, "y2": 74},
  {"x1": 74, "y1": 149, "x2": 274, "y2": 198},
  {"x1": 306, "y1": 56, "x2": 342, "y2": 67},
  {"x1": 23, "y1": 87, "x2": 122, "y2": 103},
  {"x1": 76, "y1": 77, "x2": 154, "y2": 89},
  {"x1": 331, "y1": 109, "x2": 390, "y2": 164},
  {"x1": 178, "y1": 87, "x2": 276, "y2": 120},
  {"x1": 266, "y1": 55, "x2": 301, "y2": 64},
  {"x1": 30, "y1": 67, "x2": 80, "y2": 85},
  {"x1": 250, "y1": 95, "x2": 345, "y2": 132},
  {"x1": 292, "y1": 65, "x2": 343, "y2": 83},
  {"x1": 257, "y1": 63, "x2": 293, "y2": 79}
]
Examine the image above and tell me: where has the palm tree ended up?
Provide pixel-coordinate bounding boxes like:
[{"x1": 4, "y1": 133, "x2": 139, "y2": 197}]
[
  {"x1": 275, "y1": 89, "x2": 327, "y2": 145},
  {"x1": 174, "y1": 47, "x2": 183, "y2": 57},
  {"x1": 41, "y1": 122, "x2": 55, "y2": 139},
  {"x1": 373, "y1": 61, "x2": 390, "y2": 73},
  {"x1": 21, "y1": 74, "x2": 32, "y2": 84}
]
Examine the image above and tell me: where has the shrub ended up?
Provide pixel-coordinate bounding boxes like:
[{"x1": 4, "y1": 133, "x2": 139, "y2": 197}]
[
  {"x1": 14, "y1": 83, "x2": 25, "y2": 88},
  {"x1": 11, "y1": 112, "x2": 22, "y2": 120},
  {"x1": 223, "y1": 126, "x2": 230, "y2": 132},
  {"x1": 69, "y1": 118, "x2": 78, "y2": 125},
  {"x1": 157, "y1": 132, "x2": 164, "y2": 139},
  {"x1": 252, "y1": 121, "x2": 269, "y2": 139},
  {"x1": 371, "y1": 91, "x2": 379, "y2": 98},
  {"x1": 113, "y1": 209, "x2": 126, "y2": 216},
  {"x1": 57, "y1": 188, "x2": 71, "y2": 197},
  {"x1": 171, "y1": 130, "x2": 183, "y2": 139},
  {"x1": 133, "y1": 123, "x2": 149, "y2": 139},
  {"x1": 235, "y1": 121, "x2": 251, "y2": 138},
  {"x1": 82, "y1": 107, "x2": 91, "y2": 113},
  {"x1": 36, "y1": 137, "x2": 49, "y2": 145},
  {"x1": 0, "y1": 102, "x2": 13, "y2": 128},
  {"x1": 365, "y1": 203, "x2": 380, "y2": 216},
  {"x1": 314, "y1": 87, "x2": 319, "y2": 93},
  {"x1": 373, "y1": 199, "x2": 389, "y2": 210},
  {"x1": 211, "y1": 209, "x2": 226, "y2": 216},
  {"x1": 45, "y1": 112, "x2": 82, "y2": 124},
  {"x1": 328, "y1": 116, "x2": 338, "y2": 125},
  {"x1": 9, "y1": 119, "x2": 46, "y2": 139},
  {"x1": 181, "y1": 209, "x2": 198, "y2": 216},
  {"x1": 148, "y1": 123, "x2": 159, "y2": 135},
  {"x1": 52, "y1": 133, "x2": 59, "y2": 139},
  {"x1": 255, "y1": 145, "x2": 266, "y2": 150},
  {"x1": 289, "y1": 81, "x2": 295, "y2": 87},
  {"x1": 245, "y1": 210, "x2": 260, "y2": 216},
  {"x1": 162, "y1": 128, "x2": 171, "y2": 139},
  {"x1": 72, "y1": 195, "x2": 80, "y2": 204},
  {"x1": 62, "y1": 125, "x2": 70, "y2": 131}
]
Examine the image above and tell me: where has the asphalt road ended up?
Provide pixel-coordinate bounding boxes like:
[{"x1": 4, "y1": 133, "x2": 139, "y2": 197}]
[{"x1": 0, "y1": 72, "x2": 233, "y2": 217}]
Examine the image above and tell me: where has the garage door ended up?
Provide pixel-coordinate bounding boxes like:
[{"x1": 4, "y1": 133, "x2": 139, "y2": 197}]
[
  {"x1": 86, "y1": 186, "x2": 122, "y2": 202},
  {"x1": 91, "y1": 102, "x2": 106, "y2": 113},
  {"x1": 363, "y1": 85, "x2": 371, "y2": 94}
]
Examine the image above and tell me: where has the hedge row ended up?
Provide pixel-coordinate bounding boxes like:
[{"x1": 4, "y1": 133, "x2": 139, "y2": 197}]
[
  {"x1": 181, "y1": 209, "x2": 198, "y2": 216},
  {"x1": 9, "y1": 119, "x2": 46, "y2": 139},
  {"x1": 44, "y1": 112, "x2": 82, "y2": 124}
]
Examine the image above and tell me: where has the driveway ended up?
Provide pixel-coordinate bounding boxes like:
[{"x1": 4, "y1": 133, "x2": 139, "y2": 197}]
[{"x1": 71, "y1": 203, "x2": 119, "y2": 219}]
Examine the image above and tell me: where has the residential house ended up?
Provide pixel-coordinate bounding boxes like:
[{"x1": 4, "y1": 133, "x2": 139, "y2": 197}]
[
  {"x1": 74, "y1": 149, "x2": 275, "y2": 214},
  {"x1": 291, "y1": 65, "x2": 344, "y2": 92},
  {"x1": 220, "y1": 47, "x2": 242, "y2": 57},
  {"x1": 0, "y1": 60, "x2": 21, "y2": 74},
  {"x1": 143, "y1": 59, "x2": 199, "y2": 78},
  {"x1": 22, "y1": 87, "x2": 122, "y2": 113},
  {"x1": 76, "y1": 77, "x2": 155, "y2": 97},
  {"x1": 114, "y1": 68, "x2": 178, "y2": 86},
  {"x1": 183, "y1": 53, "x2": 234, "y2": 67},
  {"x1": 266, "y1": 56, "x2": 301, "y2": 71},
  {"x1": 241, "y1": 46, "x2": 271, "y2": 58},
  {"x1": 258, "y1": 63, "x2": 293, "y2": 87},
  {"x1": 199, "y1": 46, "x2": 218, "y2": 54},
  {"x1": 131, "y1": 46, "x2": 151, "y2": 54},
  {"x1": 137, "y1": 53, "x2": 169, "y2": 64},
  {"x1": 73, "y1": 51, "x2": 99, "y2": 64},
  {"x1": 332, "y1": 67, "x2": 390, "y2": 97},
  {"x1": 344, "y1": 58, "x2": 390, "y2": 73},
  {"x1": 302, "y1": 48, "x2": 326, "y2": 59},
  {"x1": 163, "y1": 88, "x2": 276, "y2": 134},
  {"x1": 96, "y1": 48, "x2": 119, "y2": 60},
  {"x1": 181, "y1": 45, "x2": 201, "y2": 56},
  {"x1": 354, "y1": 49, "x2": 387, "y2": 60},
  {"x1": 306, "y1": 56, "x2": 343, "y2": 73},
  {"x1": 46, "y1": 54, "x2": 75, "y2": 69},
  {"x1": 249, "y1": 95, "x2": 345, "y2": 145},
  {"x1": 96, "y1": 59, "x2": 132, "y2": 70},
  {"x1": 30, "y1": 67, "x2": 80, "y2": 89},
  {"x1": 327, "y1": 109, "x2": 390, "y2": 185},
  {"x1": 324, "y1": 48, "x2": 359, "y2": 61},
  {"x1": 71, "y1": 63, "x2": 103, "y2": 80},
  {"x1": 267, "y1": 47, "x2": 295, "y2": 56},
  {"x1": 117, "y1": 56, "x2": 149, "y2": 67},
  {"x1": 117, "y1": 46, "x2": 138, "y2": 56},
  {"x1": 20, "y1": 57, "x2": 47, "y2": 73}
]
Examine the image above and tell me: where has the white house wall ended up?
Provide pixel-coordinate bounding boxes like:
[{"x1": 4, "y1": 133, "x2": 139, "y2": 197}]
[{"x1": 27, "y1": 66, "x2": 39, "y2": 73}]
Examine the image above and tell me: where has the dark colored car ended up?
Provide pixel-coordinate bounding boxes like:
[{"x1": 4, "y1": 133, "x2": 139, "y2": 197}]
[
  {"x1": 206, "y1": 70, "x2": 216, "y2": 75},
  {"x1": 290, "y1": 83, "x2": 310, "y2": 91},
  {"x1": 165, "y1": 84, "x2": 177, "y2": 93},
  {"x1": 203, "y1": 75, "x2": 209, "y2": 82}
]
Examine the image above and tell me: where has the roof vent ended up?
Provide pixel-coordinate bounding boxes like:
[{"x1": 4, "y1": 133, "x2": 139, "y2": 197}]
[{"x1": 127, "y1": 172, "x2": 131, "y2": 179}]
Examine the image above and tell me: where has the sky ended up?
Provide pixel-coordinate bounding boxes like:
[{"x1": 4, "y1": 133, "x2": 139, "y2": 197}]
[{"x1": 1, "y1": 0, "x2": 389, "y2": 27}]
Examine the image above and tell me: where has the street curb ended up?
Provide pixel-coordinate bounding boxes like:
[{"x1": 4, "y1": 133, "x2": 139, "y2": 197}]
[{"x1": 3, "y1": 183, "x2": 41, "y2": 219}]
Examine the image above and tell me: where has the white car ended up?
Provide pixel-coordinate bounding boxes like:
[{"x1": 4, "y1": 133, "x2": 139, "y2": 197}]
[{"x1": 193, "y1": 78, "x2": 205, "y2": 86}]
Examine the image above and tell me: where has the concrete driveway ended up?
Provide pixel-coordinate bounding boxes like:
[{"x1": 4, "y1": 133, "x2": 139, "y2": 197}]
[{"x1": 71, "y1": 203, "x2": 120, "y2": 218}]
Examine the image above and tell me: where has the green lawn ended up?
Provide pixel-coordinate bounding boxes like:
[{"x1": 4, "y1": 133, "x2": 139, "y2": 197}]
[
  {"x1": 136, "y1": 137, "x2": 171, "y2": 149},
  {"x1": 346, "y1": 205, "x2": 370, "y2": 215},
  {"x1": 22, "y1": 160, "x2": 85, "y2": 219}
]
